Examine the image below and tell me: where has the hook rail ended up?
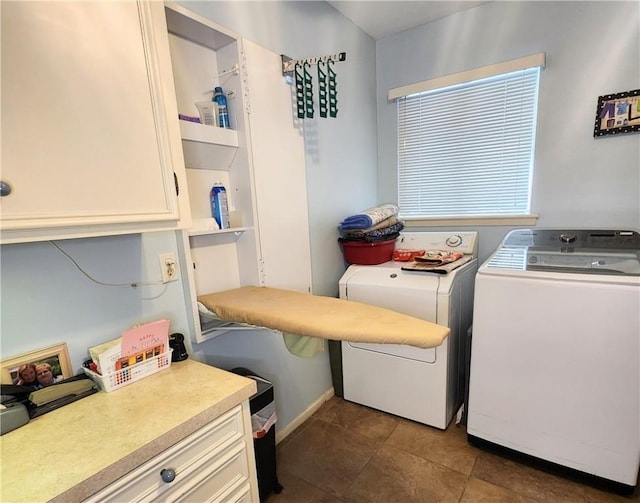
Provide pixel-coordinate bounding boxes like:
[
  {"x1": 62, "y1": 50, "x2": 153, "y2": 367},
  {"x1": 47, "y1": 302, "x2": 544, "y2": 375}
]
[{"x1": 281, "y1": 52, "x2": 346, "y2": 76}]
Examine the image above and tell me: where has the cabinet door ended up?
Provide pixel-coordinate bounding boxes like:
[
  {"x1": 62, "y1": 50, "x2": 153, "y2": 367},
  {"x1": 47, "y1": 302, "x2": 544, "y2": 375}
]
[
  {"x1": 0, "y1": 1, "x2": 188, "y2": 242},
  {"x1": 244, "y1": 39, "x2": 313, "y2": 294}
]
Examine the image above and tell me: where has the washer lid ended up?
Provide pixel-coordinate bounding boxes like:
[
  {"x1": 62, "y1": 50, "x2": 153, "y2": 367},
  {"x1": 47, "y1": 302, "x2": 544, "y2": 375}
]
[{"x1": 487, "y1": 229, "x2": 640, "y2": 275}]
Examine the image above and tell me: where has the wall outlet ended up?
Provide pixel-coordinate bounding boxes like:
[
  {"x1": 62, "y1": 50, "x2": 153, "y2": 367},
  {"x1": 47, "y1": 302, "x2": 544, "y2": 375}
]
[{"x1": 159, "y1": 253, "x2": 179, "y2": 283}]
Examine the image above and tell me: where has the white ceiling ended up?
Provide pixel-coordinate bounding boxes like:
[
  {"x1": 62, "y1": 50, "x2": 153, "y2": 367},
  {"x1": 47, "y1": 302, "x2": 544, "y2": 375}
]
[{"x1": 327, "y1": 1, "x2": 488, "y2": 40}]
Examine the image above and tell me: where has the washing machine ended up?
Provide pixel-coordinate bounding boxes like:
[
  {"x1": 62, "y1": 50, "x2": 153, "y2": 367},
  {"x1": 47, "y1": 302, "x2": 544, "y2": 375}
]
[
  {"x1": 338, "y1": 231, "x2": 478, "y2": 430},
  {"x1": 467, "y1": 229, "x2": 640, "y2": 493}
]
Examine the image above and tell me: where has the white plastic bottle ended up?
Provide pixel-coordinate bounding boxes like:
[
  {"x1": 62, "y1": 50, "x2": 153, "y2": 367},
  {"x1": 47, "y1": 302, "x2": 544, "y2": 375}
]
[{"x1": 210, "y1": 182, "x2": 230, "y2": 229}]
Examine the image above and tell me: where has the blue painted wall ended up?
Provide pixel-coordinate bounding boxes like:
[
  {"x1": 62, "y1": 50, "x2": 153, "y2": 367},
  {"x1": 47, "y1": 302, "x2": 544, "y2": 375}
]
[{"x1": 376, "y1": 1, "x2": 640, "y2": 261}]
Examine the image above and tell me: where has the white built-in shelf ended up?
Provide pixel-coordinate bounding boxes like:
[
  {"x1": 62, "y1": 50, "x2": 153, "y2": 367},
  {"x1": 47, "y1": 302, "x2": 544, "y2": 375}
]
[
  {"x1": 179, "y1": 120, "x2": 239, "y2": 147},
  {"x1": 188, "y1": 217, "x2": 246, "y2": 237}
]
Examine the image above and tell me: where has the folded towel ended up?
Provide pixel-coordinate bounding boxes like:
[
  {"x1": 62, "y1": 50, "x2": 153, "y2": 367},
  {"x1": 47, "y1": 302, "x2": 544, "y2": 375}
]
[
  {"x1": 339, "y1": 220, "x2": 405, "y2": 242},
  {"x1": 393, "y1": 249, "x2": 426, "y2": 262},
  {"x1": 414, "y1": 250, "x2": 464, "y2": 266},
  {"x1": 401, "y1": 254, "x2": 473, "y2": 275},
  {"x1": 339, "y1": 216, "x2": 400, "y2": 237},
  {"x1": 339, "y1": 204, "x2": 399, "y2": 231}
]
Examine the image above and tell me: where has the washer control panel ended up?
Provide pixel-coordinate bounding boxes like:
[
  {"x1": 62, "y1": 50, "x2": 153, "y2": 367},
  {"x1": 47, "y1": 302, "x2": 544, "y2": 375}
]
[{"x1": 503, "y1": 229, "x2": 640, "y2": 250}]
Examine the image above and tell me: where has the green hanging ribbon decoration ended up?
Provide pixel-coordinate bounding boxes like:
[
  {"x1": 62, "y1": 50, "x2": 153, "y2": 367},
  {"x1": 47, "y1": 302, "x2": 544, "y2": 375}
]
[
  {"x1": 294, "y1": 63, "x2": 305, "y2": 119},
  {"x1": 303, "y1": 62, "x2": 314, "y2": 119},
  {"x1": 318, "y1": 60, "x2": 328, "y2": 118},
  {"x1": 328, "y1": 59, "x2": 338, "y2": 118}
]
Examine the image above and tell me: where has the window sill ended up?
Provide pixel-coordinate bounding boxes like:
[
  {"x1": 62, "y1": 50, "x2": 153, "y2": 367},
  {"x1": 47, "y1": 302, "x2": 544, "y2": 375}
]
[{"x1": 402, "y1": 214, "x2": 539, "y2": 227}]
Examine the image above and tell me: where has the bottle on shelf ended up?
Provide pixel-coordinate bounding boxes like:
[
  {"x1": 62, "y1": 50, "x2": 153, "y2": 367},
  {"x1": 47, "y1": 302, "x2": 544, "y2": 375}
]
[
  {"x1": 212, "y1": 87, "x2": 230, "y2": 129},
  {"x1": 210, "y1": 182, "x2": 230, "y2": 229}
]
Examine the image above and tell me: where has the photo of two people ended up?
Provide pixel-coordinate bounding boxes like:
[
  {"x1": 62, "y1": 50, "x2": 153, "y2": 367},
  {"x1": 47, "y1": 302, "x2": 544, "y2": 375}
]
[
  {"x1": 1, "y1": 343, "x2": 72, "y2": 390},
  {"x1": 11, "y1": 358, "x2": 64, "y2": 390}
]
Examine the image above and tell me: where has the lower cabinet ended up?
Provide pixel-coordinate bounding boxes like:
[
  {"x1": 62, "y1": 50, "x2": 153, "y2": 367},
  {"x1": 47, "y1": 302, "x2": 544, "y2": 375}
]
[{"x1": 84, "y1": 404, "x2": 258, "y2": 502}]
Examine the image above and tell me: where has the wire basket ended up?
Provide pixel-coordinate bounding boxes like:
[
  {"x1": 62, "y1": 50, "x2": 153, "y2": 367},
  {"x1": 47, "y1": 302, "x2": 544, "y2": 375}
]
[{"x1": 84, "y1": 350, "x2": 173, "y2": 392}]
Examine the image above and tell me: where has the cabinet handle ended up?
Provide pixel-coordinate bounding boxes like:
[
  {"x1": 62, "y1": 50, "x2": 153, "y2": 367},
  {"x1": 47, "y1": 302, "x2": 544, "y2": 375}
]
[
  {"x1": 160, "y1": 468, "x2": 176, "y2": 483},
  {"x1": 0, "y1": 181, "x2": 11, "y2": 197}
]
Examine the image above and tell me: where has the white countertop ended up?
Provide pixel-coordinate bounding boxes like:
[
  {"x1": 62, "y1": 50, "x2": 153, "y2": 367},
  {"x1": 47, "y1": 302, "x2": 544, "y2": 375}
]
[{"x1": 0, "y1": 359, "x2": 256, "y2": 503}]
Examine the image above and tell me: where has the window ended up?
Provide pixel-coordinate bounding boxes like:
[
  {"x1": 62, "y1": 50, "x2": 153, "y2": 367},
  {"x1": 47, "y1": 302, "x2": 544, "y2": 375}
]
[{"x1": 390, "y1": 53, "x2": 544, "y2": 221}]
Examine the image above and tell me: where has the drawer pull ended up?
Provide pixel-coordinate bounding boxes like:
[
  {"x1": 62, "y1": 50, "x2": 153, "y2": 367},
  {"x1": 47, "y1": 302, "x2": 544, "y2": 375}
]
[
  {"x1": 160, "y1": 468, "x2": 176, "y2": 483},
  {"x1": 0, "y1": 181, "x2": 11, "y2": 197}
]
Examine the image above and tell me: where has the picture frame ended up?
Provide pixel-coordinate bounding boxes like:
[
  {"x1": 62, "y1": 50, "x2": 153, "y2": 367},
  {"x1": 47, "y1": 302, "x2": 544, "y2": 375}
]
[
  {"x1": 1, "y1": 343, "x2": 72, "y2": 386},
  {"x1": 593, "y1": 88, "x2": 640, "y2": 137}
]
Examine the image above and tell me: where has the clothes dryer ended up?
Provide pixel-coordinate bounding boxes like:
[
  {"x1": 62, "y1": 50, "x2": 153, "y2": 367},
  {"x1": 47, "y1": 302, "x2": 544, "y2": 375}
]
[
  {"x1": 339, "y1": 231, "x2": 478, "y2": 429},
  {"x1": 467, "y1": 229, "x2": 640, "y2": 493}
]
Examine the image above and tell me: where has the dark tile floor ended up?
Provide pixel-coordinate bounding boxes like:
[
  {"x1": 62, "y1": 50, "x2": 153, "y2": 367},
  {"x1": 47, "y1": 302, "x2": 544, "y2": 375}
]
[{"x1": 268, "y1": 397, "x2": 639, "y2": 503}]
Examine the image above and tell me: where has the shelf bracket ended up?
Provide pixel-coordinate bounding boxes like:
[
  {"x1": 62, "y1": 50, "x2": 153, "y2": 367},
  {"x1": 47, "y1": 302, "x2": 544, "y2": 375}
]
[{"x1": 218, "y1": 64, "x2": 239, "y2": 78}]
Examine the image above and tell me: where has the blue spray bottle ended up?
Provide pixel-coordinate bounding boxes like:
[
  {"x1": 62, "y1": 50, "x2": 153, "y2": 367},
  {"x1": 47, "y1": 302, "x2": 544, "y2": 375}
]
[{"x1": 212, "y1": 87, "x2": 230, "y2": 129}]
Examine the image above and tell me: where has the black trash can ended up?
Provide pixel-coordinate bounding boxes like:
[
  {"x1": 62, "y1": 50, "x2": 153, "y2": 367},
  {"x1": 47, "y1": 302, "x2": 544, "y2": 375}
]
[
  {"x1": 328, "y1": 340, "x2": 343, "y2": 397},
  {"x1": 231, "y1": 368, "x2": 283, "y2": 501}
]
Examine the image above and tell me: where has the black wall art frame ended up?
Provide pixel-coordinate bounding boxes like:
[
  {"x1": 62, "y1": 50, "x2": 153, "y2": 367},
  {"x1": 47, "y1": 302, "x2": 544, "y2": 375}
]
[{"x1": 593, "y1": 88, "x2": 640, "y2": 137}]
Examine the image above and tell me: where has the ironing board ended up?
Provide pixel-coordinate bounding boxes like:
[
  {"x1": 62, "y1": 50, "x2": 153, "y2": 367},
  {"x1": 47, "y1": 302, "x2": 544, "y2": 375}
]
[{"x1": 197, "y1": 286, "x2": 450, "y2": 349}]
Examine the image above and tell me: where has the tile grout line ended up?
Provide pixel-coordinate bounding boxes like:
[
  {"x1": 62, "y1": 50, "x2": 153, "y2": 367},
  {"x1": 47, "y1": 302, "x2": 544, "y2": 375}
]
[{"x1": 342, "y1": 416, "x2": 402, "y2": 499}]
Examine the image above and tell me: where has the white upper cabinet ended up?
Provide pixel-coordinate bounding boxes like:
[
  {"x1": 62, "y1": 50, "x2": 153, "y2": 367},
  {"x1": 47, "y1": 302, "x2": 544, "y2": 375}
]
[{"x1": 0, "y1": 1, "x2": 190, "y2": 243}]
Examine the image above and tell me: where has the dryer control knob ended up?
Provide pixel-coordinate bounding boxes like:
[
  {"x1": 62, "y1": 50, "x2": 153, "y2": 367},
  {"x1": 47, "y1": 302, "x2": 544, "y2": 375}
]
[
  {"x1": 446, "y1": 235, "x2": 462, "y2": 247},
  {"x1": 560, "y1": 234, "x2": 577, "y2": 243}
]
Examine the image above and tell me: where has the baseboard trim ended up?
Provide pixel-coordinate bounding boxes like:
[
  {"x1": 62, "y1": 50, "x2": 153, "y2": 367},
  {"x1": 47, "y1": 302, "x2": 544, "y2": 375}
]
[{"x1": 275, "y1": 387, "x2": 335, "y2": 444}]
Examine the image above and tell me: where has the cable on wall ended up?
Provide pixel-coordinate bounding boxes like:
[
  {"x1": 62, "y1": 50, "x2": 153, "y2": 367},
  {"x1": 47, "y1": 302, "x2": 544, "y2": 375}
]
[{"x1": 48, "y1": 241, "x2": 166, "y2": 291}]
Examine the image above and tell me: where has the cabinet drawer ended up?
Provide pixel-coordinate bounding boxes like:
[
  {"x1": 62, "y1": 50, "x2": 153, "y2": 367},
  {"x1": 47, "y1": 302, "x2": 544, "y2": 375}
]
[
  {"x1": 84, "y1": 405, "x2": 246, "y2": 502},
  {"x1": 163, "y1": 441, "x2": 250, "y2": 502},
  {"x1": 223, "y1": 483, "x2": 251, "y2": 503}
]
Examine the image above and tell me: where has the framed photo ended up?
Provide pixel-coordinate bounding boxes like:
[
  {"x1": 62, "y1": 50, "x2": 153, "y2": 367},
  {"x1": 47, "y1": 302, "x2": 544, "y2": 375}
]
[
  {"x1": 1, "y1": 343, "x2": 72, "y2": 387},
  {"x1": 593, "y1": 88, "x2": 640, "y2": 137}
]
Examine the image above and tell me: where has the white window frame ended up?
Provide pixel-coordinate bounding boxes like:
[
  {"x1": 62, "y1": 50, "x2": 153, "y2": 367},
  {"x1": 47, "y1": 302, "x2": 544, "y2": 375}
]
[{"x1": 389, "y1": 53, "x2": 544, "y2": 227}]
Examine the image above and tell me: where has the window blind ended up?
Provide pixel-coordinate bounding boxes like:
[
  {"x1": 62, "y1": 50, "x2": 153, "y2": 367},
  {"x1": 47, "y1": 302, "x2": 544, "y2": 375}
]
[{"x1": 396, "y1": 65, "x2": 541, "y2": 218}]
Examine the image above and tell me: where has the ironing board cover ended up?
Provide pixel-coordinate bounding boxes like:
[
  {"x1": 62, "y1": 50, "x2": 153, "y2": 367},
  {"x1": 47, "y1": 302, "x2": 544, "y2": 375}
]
[{"x1": 198, "y1": 286, "x2": 450, "y2": 349}]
